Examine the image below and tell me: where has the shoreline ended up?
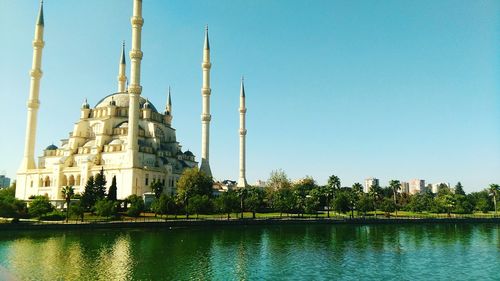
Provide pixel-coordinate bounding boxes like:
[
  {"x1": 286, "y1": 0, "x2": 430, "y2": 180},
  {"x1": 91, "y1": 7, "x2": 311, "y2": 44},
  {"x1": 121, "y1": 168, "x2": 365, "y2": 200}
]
[{"x1": 1, "y1": 217, "x2": 499, "y2": 231}]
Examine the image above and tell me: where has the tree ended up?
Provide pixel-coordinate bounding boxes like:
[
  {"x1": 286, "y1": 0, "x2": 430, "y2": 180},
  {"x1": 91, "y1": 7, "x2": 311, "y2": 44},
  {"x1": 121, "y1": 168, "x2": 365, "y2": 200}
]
[
  {"x1": 188, "y1": 195, "x2": 212, "y2": 218},
  {"x1": 381, "y1": 198, "x2": 396, "y2": 216},
  {"x1": 453, "y1": 194, "x2": 473, "y2": 214},
  {"x1": 245, "y1": 187, "x2": 264, "y2": 218},
  {"x1": 235, "y1": 188, "x2": 248, "y2": 219},
  {"x1": 488, "y1": 184, "x2": 499, "y2": 216},
  {"x1": 0, "y1": 187, "x2": 27, "y2": 218},
  {"x1": 70, "y1": 201, "x2": 85, "y2": 222},
  {"x1": 326, "y1": 175, "x2": 341, "y2": 216},
  {"x1": 94, "y1": 167, "x2": 107, "y2": 200},
  {"x1": 305, "y1": 188, "x2": 321, "y2": 216},
  {"x1": 389, "y1": 180, "x2": 401, "y2": 216},
  {"x1": 94, "y1": 199, "x2": 117, "y2": 218},
  {"x1": 28, "y1": 196, "x2": 54, "y2": 218},
  {"x1": 176, "y1": 168, "x2": 214, "y2": 218},
  {"x1": 368, "y1": 183, "x2": 383, "y2": 217},
  {"x1": 332, "y1": 191, "x2": 350, "y2": 215},
  {"x1": 357, "y1": 194, "x2": 374, "y2": 217},
  {"x1": 61, "y1": 186, "x2": 74, "y2": 222},
  {"x1": 271, "y1": 187, "x2": 295, "y2": 217},
  {"x1": 454, "y1": 182, "x2": 465, "y2": 196},
  {"x1": 151, "y1": 194, "x2": 175, "y2": 218},
  {"x1": 126, "y1": 195, "x2": 144, "y2": 217},
  {"x1": 151, "y1": 180, "x2": 164, "y2": 199},
  {"x1": 107, "y1": 175, "x2": 117, "y2": 201},
  {"x1": 81, "y1": 176, "x2": 95, "y2": 210},
  {"x1": 266, "y1": 169, "x2": 291, "y2": 190},
  {"x1": 214, "y1": 191, "x2": 239, "y2": 219}
]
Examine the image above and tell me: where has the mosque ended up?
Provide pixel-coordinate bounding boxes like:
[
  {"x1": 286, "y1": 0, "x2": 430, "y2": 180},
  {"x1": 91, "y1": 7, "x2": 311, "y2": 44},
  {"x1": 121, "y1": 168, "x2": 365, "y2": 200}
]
[{"x1": 15, "y1": 0, "x2": 249, "y2": 201}]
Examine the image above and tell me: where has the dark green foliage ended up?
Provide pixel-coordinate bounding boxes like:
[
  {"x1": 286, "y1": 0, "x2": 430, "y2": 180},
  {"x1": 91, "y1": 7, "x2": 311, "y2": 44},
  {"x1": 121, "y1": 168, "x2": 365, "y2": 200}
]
[
  {"x1": 70, "y1": 201, "x2": 85, "y2": 221},
  {"x1": 332, "y1": 191, "x2": 350, "y2": 214},
  {"x1": 245, "y1": 187, "x2": 265, "y2": 218},
  {"x1": 151, "y1": 180, "x2": 164, "y2": 199},
  {"x1": 0, "y1": 187, "x2": 27, "y2": 218},
  {"x1": 214, "y1": 191, "x2": 239, "y2": 219},
  {"x1": 305, "y1": 188, "x2": 321, "y2": 215},
  {"x1": 381, "y1": 198, "x2": 396, "y2": 214},
  {"x1": 453, "y1": 194, "x2": 474, "y2": 214},
  {"x1": 269, "y1": 187, "x2": 295, "y2": 216},
  {"x1": 126, "y1": 195, "x2": 144, "y2": 217},
  {"x1": 40, "y1": 210, "x2": 65, "y2": 221},
  {"x1": 94, "y1": 199, "x2": 117, "y2": 218},
  {"x1": 28, "y1": 196, "x2": 53, "y2": 218},
  {"x1": 107, "y1": 176, "x2": 117, "y2": 201},
  {"x1": 94, "y1": 167, "x2": 107, "y2": 200},
  {"x1": 81, "y1": 176, "x2": 95, "y2": 210},
  {"x1": 151, "y1": 194, "x2": 175, "y2": 216},
  {"x1": 357, "y1": 194, "x2": 374, "y2": 216},
  {"x1": 454, "y1": 182, "x2": 466, "y2": 196},
  {"x1": 187, "y1": 195, "x2": 212, "y2": 218}
]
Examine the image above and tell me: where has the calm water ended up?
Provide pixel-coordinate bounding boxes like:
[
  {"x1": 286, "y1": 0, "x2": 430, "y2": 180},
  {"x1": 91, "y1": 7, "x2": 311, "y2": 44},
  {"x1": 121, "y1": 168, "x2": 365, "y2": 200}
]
[{"x1": 0, "y1": 223, "x2": 498, "y2": 280}]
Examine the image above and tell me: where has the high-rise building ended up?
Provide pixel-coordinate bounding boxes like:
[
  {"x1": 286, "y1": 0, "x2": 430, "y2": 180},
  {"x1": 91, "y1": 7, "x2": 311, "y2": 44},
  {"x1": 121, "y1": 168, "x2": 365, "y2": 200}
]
[
  {"x1": 0, "y1": 175, "x2": 10, "y2": 189},
  {"x1": 400, "y1": 182, "x2": 410, "y2": 194},
  {"x1": 409, "y1": 179, "x2": 425, "y2": 195},
  {"x1": 364, "y1": 178, "x2": 379, "y2": 193}
]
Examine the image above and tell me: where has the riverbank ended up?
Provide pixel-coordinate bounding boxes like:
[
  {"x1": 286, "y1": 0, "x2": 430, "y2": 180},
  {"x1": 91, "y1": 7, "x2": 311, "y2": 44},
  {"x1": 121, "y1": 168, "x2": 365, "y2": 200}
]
[{"x1": 1, "y1": 216, "x2": 499, "y2": 231}]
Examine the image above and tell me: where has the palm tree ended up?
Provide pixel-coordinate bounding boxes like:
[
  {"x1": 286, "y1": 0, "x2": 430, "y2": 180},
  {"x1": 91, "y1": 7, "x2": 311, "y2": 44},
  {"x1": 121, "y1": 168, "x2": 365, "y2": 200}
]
[
  {"x1": 389, "y1": 180, "x2": 401, "y2": 216},
  {"x1": 326, "y1": 175, "x2": 341, "y2": 217},
  {"x1": 489, "y1": 184, "x2": 499, "y2": 216},
  {"x1": 368, "y1": 183, "x2": 382, "y2": 218},
  {"x1": 61, "y1": 185, "x2": 75, "y2": 222}
]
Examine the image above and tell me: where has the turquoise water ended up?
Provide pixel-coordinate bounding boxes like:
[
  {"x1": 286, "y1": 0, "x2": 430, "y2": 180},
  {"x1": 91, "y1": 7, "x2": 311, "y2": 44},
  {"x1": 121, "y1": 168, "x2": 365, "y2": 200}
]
[{"x1": 0, "y1": 223, "x2": 498, "y2": 280}]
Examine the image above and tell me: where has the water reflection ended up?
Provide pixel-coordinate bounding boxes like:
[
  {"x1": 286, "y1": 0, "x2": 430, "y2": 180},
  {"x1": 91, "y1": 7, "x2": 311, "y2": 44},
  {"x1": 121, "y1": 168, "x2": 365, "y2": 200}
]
[{"x1": 0, "y1": 223, "x2": 498, "y2": 280}]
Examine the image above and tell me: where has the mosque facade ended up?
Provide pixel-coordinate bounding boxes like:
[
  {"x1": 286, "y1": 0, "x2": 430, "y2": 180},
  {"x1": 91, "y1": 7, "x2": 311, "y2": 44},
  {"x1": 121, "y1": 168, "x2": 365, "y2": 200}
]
[{"x1": 15, "y1": 0, "x2": 228, "y2": 200}]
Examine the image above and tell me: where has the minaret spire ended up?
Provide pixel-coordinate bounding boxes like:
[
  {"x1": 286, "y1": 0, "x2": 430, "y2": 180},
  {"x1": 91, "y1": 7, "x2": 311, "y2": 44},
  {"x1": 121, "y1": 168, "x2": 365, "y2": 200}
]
[
  {"x1": 200, "y1": 25, "x2": 212, "y2": 177},
  {"x1": 164, "y1": 87, "x2": 173, "y2": 125},
  {"x1": 20, "y1": 0, "x2": 45, "y2": 171},
  {"x1": 237, "y1": 77, "x2": 248, "y2": 188},
  {"x1": 118, "y1": 41, "x2": 127, "y2": 92},
  {"x1": 126, "y1": 0, "x2": 144, "y2": 168}
]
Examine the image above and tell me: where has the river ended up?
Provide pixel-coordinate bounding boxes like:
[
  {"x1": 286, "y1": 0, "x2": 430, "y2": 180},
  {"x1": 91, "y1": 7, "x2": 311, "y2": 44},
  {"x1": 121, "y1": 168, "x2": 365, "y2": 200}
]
[{"x1": 0, "y1": 223, "x2": 498, "y2": 280}]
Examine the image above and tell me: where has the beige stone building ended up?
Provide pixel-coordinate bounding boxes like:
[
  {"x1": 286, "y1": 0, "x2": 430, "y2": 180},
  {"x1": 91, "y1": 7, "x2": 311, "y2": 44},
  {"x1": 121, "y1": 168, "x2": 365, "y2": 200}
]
[{"x1": 16, "y1": 1, "x2": 204, "y2": 200}]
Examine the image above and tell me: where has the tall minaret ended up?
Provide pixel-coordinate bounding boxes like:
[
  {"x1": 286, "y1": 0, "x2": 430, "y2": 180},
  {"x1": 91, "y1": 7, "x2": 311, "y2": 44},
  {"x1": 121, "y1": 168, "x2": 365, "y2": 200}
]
[
  {"x1": 237, "y1": 77, "x2": 248, "y2": 188},
  {"x1": 117, "y1": 41, "x2": 127, "y2": 92},
  {"x1": 126, "y1": 0, "x2": 144, "y2": 168},
  {"x1": 200, "y1": 26, "x2": 212, "y2": 177},
  {"x1": 20, "y1": 1, "x2": 45, "y2": 171}
]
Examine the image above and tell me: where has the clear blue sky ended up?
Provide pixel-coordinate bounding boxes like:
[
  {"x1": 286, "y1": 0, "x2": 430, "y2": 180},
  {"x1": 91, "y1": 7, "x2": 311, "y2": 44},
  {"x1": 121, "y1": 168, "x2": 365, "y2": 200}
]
[{"x1": 0, "y1": 0, "x2": 498, "y2": 192}]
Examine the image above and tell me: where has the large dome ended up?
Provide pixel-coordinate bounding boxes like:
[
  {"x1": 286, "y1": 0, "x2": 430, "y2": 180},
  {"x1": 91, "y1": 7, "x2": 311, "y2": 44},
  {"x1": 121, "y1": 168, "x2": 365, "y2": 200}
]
[{"x1": 95, "y1": 93, "x2": 159, "y2": 112}]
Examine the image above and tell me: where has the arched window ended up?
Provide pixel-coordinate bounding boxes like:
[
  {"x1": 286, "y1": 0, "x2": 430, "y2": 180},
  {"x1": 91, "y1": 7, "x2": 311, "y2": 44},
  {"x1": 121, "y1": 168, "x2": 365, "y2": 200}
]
[
  {"x1": 76, "y1": 175, "x2": 81, "y2": 186},
  {"x1": 61, "y1": 175, "x2": 68, "y2": 186},
  {"x1": 44, "y1": 176, "x2": 51, "y2": 187},
  {"x1": 69, "y1": 175, "x2": 75, "y2": 186}
]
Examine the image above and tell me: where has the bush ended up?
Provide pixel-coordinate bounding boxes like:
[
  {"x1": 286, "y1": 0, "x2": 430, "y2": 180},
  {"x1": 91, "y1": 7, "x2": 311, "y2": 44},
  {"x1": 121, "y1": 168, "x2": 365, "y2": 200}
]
[
  {"x1": 28, "y1": 196, "x2": 54, "y2": 218},
  {"x1": 126, "y1": 195, "x2": 144, "y2": 217},
  {"x1": 40, "y1": 210, "x2": 65, "y2": 221},
  {"x1": 94, "y1": 199, "x2": 117, "y2": 218}
]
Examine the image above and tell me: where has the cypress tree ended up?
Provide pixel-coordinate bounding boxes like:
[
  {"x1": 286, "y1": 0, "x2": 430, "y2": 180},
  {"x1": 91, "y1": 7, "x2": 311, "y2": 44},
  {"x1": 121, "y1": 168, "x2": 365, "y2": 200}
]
[
  {"x1": 81, "y1": 176, "x2": 95, "y2": 210},
  {"x1": 94, "y1": 167, "x2": 107, "y2": 200},
  {"x1": 108, "y1": 175, "x2": 117, "y2": 201}
]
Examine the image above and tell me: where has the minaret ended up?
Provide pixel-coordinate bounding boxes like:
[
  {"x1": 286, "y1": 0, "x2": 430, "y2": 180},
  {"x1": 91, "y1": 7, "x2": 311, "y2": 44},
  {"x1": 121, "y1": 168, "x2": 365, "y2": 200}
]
[
  {"x1": 164, "y1": 87, "x2": 173, "y2": 125},
  {"x1": 20, "y1": 1, "x2": 45, "y2": 171},
  {"x1": 126, "y1": 0, "x2": 144, "y2": 168},
  {"x1": 117, "y1": 41, "x2": 127, "y2": 92},
  {"x1": 200, "y1": 25, "x2": 212, "y2": 177},
  {"x1": 237, "y1": 77, "x2": 248, "y2": 188}
]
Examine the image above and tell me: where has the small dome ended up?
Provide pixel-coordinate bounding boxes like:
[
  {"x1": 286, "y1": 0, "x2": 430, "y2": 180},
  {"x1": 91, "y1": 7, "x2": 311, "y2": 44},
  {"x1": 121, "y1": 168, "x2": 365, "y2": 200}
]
[
  {"x1": 83, "y1": 140, "x2": 96, "y2": 148},
  {"x1": 81, "y1": 98, "x2": 90, "y2": 109},
  {"x1": 109, "y1": 97, "x2": 116, "y2": 106},
  {"x1": 184, "y1": 150, "x2": 194, "y2": 157},
  {"x1": 45, "y1": 144, "x2": 58, "y2": 150},
  {"x1": 108, "y1": 139, "x2": 123, "y2": 145},
  {"x1": 143, "y1": 99, "x2": 152, "y2": 109}
]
